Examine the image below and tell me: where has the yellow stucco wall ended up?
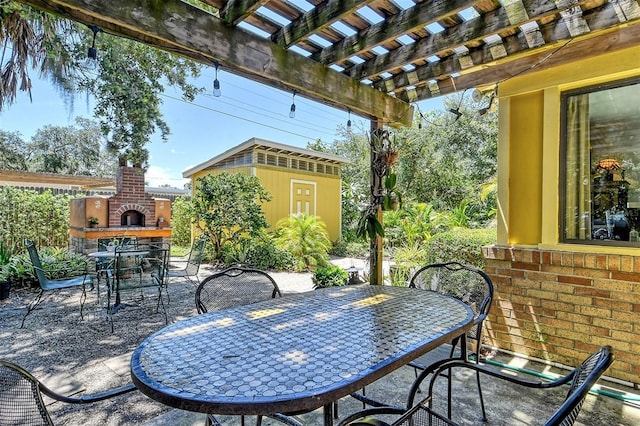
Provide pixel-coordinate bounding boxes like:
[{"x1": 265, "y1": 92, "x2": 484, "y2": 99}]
[
  {"x1": 189, "y1": 164, "x2": 342, "y2": 242},
  {"x1": 497, "y1": 45, "x2": 640, "y2": 250}
]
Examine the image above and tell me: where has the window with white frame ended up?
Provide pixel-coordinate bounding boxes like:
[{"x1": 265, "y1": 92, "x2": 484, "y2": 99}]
[{"x1": 561, "y1": 77, "x2": 640, "y2": 244}]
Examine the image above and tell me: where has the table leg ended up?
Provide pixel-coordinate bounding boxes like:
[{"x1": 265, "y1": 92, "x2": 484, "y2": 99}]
[{"x1": 323, "y1": 404, "x2": 333, "y2": 426}]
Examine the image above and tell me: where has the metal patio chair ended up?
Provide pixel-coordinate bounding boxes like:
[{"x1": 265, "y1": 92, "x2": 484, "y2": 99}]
[
  {"x1": 195, "y1": 266, "x2": 282, "y2": 313},
  {"x1": 351, "y1": 262, "x2": 494, "y2": 419},
  {"x1": 0, "y1": 359, "x2": 136, "y2": 426},
  {"x1": 167, "y1": 234, "x2": 208, "y2": 286},
  {"x1": 105, "y1": 242, "x2": 170, "y2": 332},
  {"x1": 21, "y1": 239, "x2": 93, "y2": 328},
  {"x1": 338, "y1": 346, "x2": 614, "y2": 426},
  {"x1": 195, "y1": 267, "x2": 300, "y2": 426}
]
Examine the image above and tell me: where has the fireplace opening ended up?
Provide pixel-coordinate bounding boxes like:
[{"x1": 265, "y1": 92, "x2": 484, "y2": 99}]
[{"x1": 121, "y1": 210, "x2": 145, "y2": 227}]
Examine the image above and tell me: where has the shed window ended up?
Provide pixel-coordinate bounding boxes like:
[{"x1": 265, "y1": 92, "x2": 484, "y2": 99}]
[{"x1": 561, "y1": 77, "x2": 640, "y2": 245}]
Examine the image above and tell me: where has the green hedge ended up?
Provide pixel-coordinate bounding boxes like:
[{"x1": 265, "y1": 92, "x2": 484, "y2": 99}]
[
  {"x1": 0, "y1": 187, "x2": 72, "y2": 253},
  {"x1": 426, "y1": 228, "x2": 497, "y2": 269}
]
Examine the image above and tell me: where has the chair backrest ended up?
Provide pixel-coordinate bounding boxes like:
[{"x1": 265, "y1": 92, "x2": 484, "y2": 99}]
[
  {"x1": 409, "y1": 262, "x2": 494, "y2": 342},
  {"x1": 545, "y1": 345, "x2": 614, "y2": 426},
  {"x1": 195, "y1": 266, "x2": 282, "y2": 314},
  {"x1": 24, "y1": 239, "x2": 48, "y2": 289},
  {"x1": 184, "y1": 235, "x2": 208, "y2": 276},
  {"x1": 146, "y1": 242, "x2": 171, "y2": 286},
  {"x1": 0, "y1": 360, "x2": 54, "y2": 426}
]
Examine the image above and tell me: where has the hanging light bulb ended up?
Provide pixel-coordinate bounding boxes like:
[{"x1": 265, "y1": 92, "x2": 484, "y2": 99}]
[
  {"x1": 289, "y1": 90, "x2": 297, "y2": 118},
  {"x1": 213, "y1": 61, "x2": 221, "y2": 97},
  {"x1": 85, "y1": 25, "x2": 100, "y2": 69},
  {"x1": 347, "y1": 108, "x2": 352, "y2": 131}
]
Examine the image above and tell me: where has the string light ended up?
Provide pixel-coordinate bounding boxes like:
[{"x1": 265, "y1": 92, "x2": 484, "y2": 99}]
[
  {"x1": 213, "y1": 61, "x2": 221, "y2": 97},
  {"x1": 87, "y1": 25, "x2": 100, "y2": 60},
  {"x1": 289, "y1": 90, "x2": 297, "y2": 118},
  {"x1": 346, "y1": 108, "x2": 352, "y2": 131}
]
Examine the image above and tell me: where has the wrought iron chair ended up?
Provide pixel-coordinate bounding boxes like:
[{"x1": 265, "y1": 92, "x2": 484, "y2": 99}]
[
  {"x1": 195, "y1": 266, "x2": 282, "y2": 313},
  {"x1": 167, "y1": 234, "x2": 208, "y2": 286},
  {"x1": 338, "y1": 346, "x2": 614, "y2": 426},
  {"x1": 411, "y1": 262, "x2": 493, "y2": 416},
  {"x1": 105, "y1": 242, "x2": 170, "y2": 332},
  {"x1": 352, "y1": 262, "x2": 494, "y2": 418},
  {"x1": 21, "y1": 239, "x2": 93, "y2": 328},
  {"x1": 195, "y1": 267, "x2": 301, "y2": 426},
  {"x1": 0, "y1": 359, "x2": 137, "y2": 425}
]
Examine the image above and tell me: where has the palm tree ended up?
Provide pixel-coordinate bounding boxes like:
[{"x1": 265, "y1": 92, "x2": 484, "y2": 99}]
[{"x1": 275, "y1": 214, "x2": 332, "y2": 272}]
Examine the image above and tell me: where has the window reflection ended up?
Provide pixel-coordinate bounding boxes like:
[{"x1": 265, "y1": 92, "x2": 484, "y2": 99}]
[{"x1": 563, "y1": 78, "x2": 640, "y2": 244}]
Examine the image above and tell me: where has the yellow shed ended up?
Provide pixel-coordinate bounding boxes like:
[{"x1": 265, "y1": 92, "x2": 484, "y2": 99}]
[{"x1": 182, "y1": 138, "x2": 347, "y2": 242}]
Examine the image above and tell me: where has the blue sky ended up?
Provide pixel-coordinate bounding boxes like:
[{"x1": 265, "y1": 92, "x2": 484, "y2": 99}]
[{"x1": 0, "y1": 67, "x2": 443, "y2": 188}]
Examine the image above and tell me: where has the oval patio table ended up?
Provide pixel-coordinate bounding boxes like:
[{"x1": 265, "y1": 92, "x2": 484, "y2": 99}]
[{"x1": 130, "y1": 284, "x2": 474, "y2": 425}]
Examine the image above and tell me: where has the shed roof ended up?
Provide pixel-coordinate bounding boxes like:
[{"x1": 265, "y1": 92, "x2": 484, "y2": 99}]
[{"x1": 182, "y1": 137, "x2": 347, "y2": 178}]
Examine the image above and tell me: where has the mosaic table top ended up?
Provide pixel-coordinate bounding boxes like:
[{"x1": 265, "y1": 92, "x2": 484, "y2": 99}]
[{"x1": 130, "y1": 285, "x2": 473, "y2": 417}]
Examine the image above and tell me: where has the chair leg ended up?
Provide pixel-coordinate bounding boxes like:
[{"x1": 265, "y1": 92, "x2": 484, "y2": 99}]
[
  {"x1": 80, "y1": 283, "x2": 87, "y2": 320},
  {"x1": 206, "y1": 414, "x2": 222, "y2": 426},
  {"x1": 476, "y1": 367, "x2": 487, "y2": 421},
  {"x1": 20, "y1": 290, "x2": 44, "y2": 328}
]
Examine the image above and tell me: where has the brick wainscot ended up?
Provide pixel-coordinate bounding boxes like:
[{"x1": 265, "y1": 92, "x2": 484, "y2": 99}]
[{"x1": 483, "y1": 246, "x2": 639, "y2": 386}]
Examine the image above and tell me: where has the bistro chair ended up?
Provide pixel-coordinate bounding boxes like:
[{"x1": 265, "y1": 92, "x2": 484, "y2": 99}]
[
  {"x1": 167, "y1": 234, "x2": 208, "y2": 286},
  {"x1": 195, "y1": 267, "x2": 300, "y2": 426},
  {"x1": 351, "y1": 262, "x2": 494, "y2": 418},
  {"x1": 0, "y1": 359, "x2": 137, "y2": 425},
  {"x1": 21, "y1": 239, "x2": 93, "y2": 328},
  {"x1": 195, "y1": 266, "x2": 282, "y2": 314},
  {"x1": 338, "y1": 345, "x2": 614, "y2": 426},
  {"x1": 105, "y1": 242, "x2": 170, "y2": 332}
]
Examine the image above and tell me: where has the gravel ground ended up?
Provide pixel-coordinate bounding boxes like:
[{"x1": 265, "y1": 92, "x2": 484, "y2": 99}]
[{"x1": 2, "y1": 257, "x2": 639, "y2": 426}]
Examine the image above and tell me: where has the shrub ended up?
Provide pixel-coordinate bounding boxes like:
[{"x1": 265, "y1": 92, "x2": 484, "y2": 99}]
[
  {"x1": 9, "y1": 247, "x2": 90, "y2": 288},
  {"x1": 220, "y1": 237, "x2": 296, "y2": 271},
  {"x1": 425, "y1": 228, "x2": 497, "y2": 269},
  {"x1": 275, "y1": 214, "x2": 331, "y2": 272},
  {"x1": 329, "y1": 239, "x2": 369, "y2": 258},
  {"x1": 312, "y1": 265, "x2": 349, "y2": 289},
  {"x1": 170, "y1": 195, "x2": 192, "y2": 247},
  {"x1": 389, "y1": 243, "x2": 429, "y2": 286}
]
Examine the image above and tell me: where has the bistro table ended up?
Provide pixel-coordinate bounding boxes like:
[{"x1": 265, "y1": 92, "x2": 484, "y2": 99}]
[
  {"x1": 130, "y1": 285, "x2": 474, "y2": 425},
  {"x1": 88, "y1": 248, "x2": 150, "y2": 306}
]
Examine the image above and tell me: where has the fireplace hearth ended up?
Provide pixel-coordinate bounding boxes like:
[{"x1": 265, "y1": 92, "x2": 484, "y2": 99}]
[{"x1": 69, "y1": 163, "x2": 172, "y2": 254}]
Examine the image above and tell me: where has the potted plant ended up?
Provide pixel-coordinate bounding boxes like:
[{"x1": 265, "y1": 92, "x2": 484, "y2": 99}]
[
  {"x1": 88, "y1": 216, "x2": 99, "y2": 228},
  {"x1": 0, "y1": 241, "x2": 13, "y2": 300},
  {"x1": 383, "y1": 173, "x2": 402, "y2": 211}
]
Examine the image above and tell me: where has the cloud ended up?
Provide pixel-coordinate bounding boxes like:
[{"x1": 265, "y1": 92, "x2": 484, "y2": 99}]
[{"x1": 145, "y1": 165, "x2": 189, "y2": 188}]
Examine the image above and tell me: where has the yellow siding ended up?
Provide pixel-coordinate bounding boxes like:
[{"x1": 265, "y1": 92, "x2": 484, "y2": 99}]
[
  {"x1": 498, "y1": 45, "x2": 640, "y2": 251},
  {"x1": 255, "y1": 166, "x2": 341, "y2": 242},
  {"x1": 190, "y1": 164, "x2": 342, "y2": 242}
]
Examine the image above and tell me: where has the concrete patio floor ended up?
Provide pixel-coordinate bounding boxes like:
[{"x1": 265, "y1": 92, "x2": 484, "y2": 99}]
[{"x1": 2, "y1": 258, "x2": 639, "y2": 425}]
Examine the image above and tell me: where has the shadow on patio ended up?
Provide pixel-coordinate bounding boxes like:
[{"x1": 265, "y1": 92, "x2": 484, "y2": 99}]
[{"x1": 1, "y1": 261, "x2": 639, "y2": 426}]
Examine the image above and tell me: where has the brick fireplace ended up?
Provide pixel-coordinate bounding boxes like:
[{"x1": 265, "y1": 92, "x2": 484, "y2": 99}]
[{"x1": 69, "y1": 163, "x2": 172, "y2": 254}]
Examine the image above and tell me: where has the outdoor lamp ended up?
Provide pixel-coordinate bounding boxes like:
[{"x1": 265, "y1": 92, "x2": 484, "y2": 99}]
[
  {"x1": 213, "y1": 61, "x2": 221, "y2": 97},
  {"x1": 289, "y1": 90, "x2": 297, "y2": 118}
]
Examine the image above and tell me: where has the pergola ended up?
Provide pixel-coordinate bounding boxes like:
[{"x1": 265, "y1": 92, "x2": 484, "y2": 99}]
[{"x1": 17, "y1": 0, "x2": 640, "y2": 282}]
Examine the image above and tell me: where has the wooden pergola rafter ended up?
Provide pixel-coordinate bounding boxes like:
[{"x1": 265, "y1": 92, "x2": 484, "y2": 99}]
[
  {"x1": 15, "y1": 0, "x2": 640, "y2": 284},
  {"x1": 17, "y1": 0, "x2": 640, "y2": 123}
]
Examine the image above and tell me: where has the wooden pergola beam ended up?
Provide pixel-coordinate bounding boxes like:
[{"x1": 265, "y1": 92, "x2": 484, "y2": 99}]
[
  {"x1": 312, "y1": 0, "x2": 476, "y2": 65},
  {"x1": 378, "y1": 2, "x2": 640, "y2": 101},
  {"x1": 18, "y1": 0, "x2": 413, "y2": 126},
  {"x1": 271, "y1": 0, "x2": 375, "y2": 47},
  {"x1": 392, "y1": 21, "x2": 640, "y2": 102}
]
